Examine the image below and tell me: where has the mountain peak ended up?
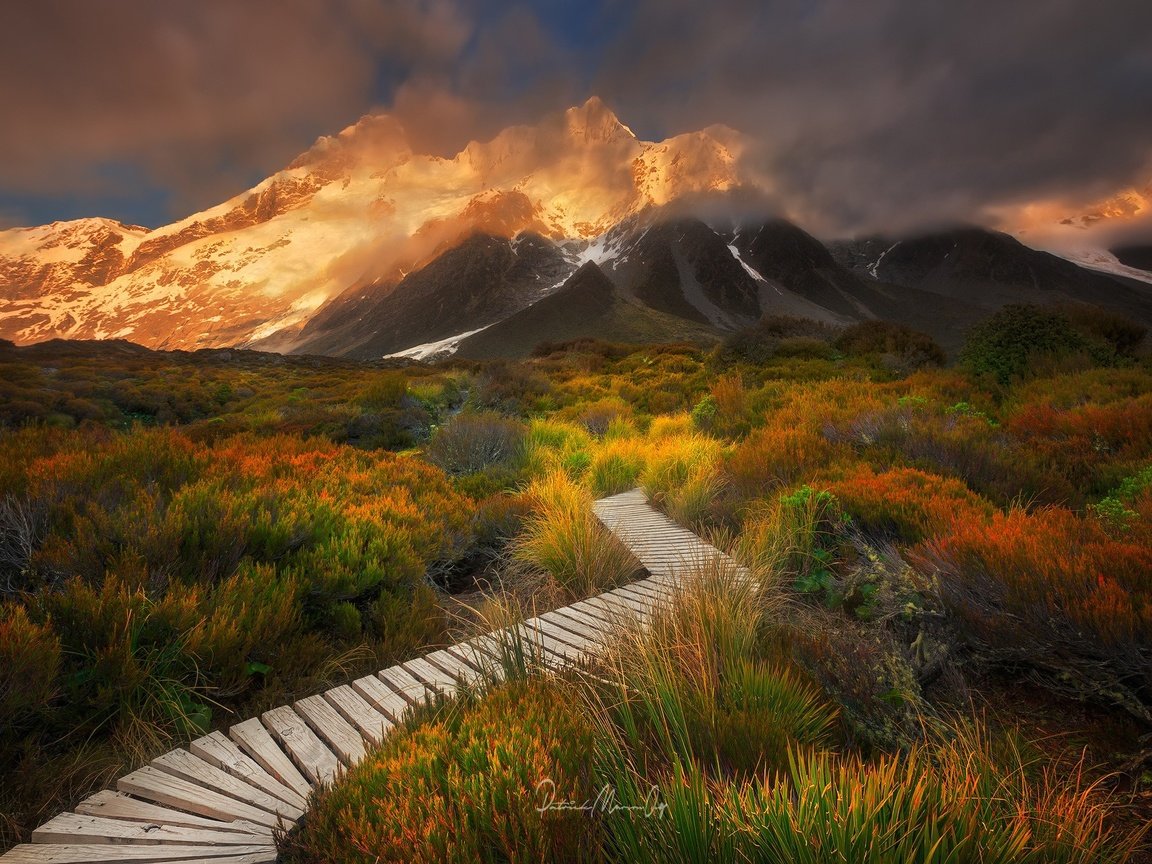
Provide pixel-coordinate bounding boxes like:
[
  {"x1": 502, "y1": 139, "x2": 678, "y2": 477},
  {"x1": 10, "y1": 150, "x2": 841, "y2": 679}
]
[{"x1": 564, "y1": 96, "x2": 635, "y2": 143}]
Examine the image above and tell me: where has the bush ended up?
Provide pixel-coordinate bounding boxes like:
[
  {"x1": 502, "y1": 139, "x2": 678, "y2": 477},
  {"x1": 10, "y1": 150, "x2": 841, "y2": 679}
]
[
  {"x1": 913, "y1": 506, "x2": 1152, "y2": 720},
  {"x1": 510, "y1": 472, "x2": 640, "y2": 599},
  {"x1": 279, "y1": 679, "x2": 599, "y2": 864},
  {"x1": 961, "y1": 305, "x2": 1112, "y2": 385},
  {"x1": 827, "y1": 466, "x2": 996, "y2": 544},
  {"x1": 835, "y1": 320, "x2": 946, "y2": 371},
  {"x1": 717, "y1": 316, "x2": 838, "y2": 365},
  {"x1": 426, "y1": 412, "x2": 526, "y2": 475},
  {"x1": 0, "y1": 604, "x2": 61, "y2": 728}
]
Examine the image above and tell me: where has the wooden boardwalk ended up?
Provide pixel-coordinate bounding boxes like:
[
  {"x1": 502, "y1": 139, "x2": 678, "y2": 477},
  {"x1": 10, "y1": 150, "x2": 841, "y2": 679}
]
[{"x1": 1, "y1": 489, "x2": 743, "y2": 863}]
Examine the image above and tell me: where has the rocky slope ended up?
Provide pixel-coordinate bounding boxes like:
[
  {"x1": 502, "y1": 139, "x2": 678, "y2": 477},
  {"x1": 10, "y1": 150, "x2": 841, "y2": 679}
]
[{"x1": 0, "y1": 98, "x2": 748, "y2": 350}]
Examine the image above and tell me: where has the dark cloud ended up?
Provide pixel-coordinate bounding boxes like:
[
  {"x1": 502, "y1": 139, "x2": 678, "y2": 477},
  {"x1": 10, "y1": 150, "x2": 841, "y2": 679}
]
[
  {"x1": 596, "y1": 0, "x2": 1152, "y2": 234},
  {"x1": 1, "y1": 0, "x2": 1150, "y2": 233},
  {"x1": 0, "y1": 0, "x2": 472, "y2": 220}
]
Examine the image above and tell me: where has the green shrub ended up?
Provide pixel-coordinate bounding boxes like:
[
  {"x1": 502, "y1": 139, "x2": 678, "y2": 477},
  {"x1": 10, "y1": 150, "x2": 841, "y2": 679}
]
[
  {"x1": 961, "y1": 305, "x2": 1112, "y2": 385},
  {"x1": 835, "y1": 320, "x2": 945, "y2": 370},
  {"x1": 426, "y1": 412, "x2": 526, "y2": 475}
]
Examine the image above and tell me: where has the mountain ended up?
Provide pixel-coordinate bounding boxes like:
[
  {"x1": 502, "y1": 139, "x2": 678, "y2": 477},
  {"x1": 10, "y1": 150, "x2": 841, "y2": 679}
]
[
  {"x1": 4, "y1": 97, "x2": 1150, "y2": 362},
  {"x1": 829, "y1": 227, "x2": 1152, "y2": 351},
  {"x1": 0, "y1": 98, "x2": 747, "y2": 350},
  {"x1": 454, "y1": 262, "x2": 718, "y2": 359}
]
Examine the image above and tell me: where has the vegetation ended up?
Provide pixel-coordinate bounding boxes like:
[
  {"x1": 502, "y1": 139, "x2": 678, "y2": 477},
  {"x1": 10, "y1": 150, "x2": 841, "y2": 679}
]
[{"x1": 1, "y1": 304, "x2": 1150, "y2": 857}]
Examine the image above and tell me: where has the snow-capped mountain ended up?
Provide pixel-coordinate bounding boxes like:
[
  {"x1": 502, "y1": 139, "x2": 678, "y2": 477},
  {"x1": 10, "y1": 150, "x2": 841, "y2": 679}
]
[{"x1": 0, "y1": 98, "x2": 749, "y2": 350}]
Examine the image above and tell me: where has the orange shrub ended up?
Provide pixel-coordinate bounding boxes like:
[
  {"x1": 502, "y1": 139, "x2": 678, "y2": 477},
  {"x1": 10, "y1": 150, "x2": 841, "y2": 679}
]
[
  {"x1": 1006, "y1": 395, "x2": 1152, "y2": 494},
  {"x1": 913, "y1": 507, "x2": 1152, "y2": 717},
  {"x1": 827, "y1": 466, "x2": 996, "y2": 543},
  {"x1": 725, "y1": 425, "x2": 838, "y2": 497}
]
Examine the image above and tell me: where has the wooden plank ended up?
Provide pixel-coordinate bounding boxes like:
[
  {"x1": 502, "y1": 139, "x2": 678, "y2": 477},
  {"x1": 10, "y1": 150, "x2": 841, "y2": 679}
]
[
  {"x1": 543, "y1": 607, "x2": 609, "y2": 641},
  {"x1": 324, "y1": 684, "x2": 393, "y2": 746},
  {"x1": 602, "y1": 587, "x2": 653, "y2": 613},
  {"x1": 562, "y1": 599, "x2": 618, "y2": 628},
  {"x1": 31, "y1": 813, "x2": 268, "y2": 847},
  {"x1": 377, "y1": 665, "x2": 436, "y2": 704},
  {"x1": 350, "y1": 674, "x2": 412, "y2": 723},
  {"x1": 115, "y1": 767, "x2": 282, "y2": 830},
  {"x1": 521, "y1": 616, "x2": 586, "y2": 653},
  {"x1": 190, "y1": 731, "x2": 308, "y2": 811},
  {"x1": 421, "y1": 648, "x2": 484, "y2": 686},
  {"x1": 0, "y1": 845, "x2": 275, "y2": 863},
  {"x1": 228, "y1": 717, "x2": 312, "y2": 799},
  {"x1": 580, "y1": 594, "x2": 642, "y2": 622},
  {"x1": 442, "y1": 643, "x2": 502, "y2": 682},
  {"x1": 293, "y1": 695, "x2": 367, "y2": 766},
  {"x1": 514, "y1": 622, "x2": 584, "y2": 663},
  {"x1": 402, "y1": 657, "x2": 459, "y2": 697},
  {"x1": 261, "y1": 705, "x2": 341, "y2": 786},
  {"x1": 151, "y1": 750, "x2": 303, "y2": 821},
  {"x1": 74, "y1": 792, "x2": 270, "y2": 837}
]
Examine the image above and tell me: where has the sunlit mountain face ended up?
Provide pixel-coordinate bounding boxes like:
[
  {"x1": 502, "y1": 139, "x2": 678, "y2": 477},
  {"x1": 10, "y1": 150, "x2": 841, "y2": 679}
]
[{"x1": 0, "y1": 98, "x2": 751, "y2": 350}]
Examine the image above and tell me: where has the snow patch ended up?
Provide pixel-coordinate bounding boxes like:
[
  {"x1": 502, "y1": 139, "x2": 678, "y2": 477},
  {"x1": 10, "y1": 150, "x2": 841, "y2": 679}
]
[
  {"x1": 1051, "y1": 247, "x2": 1152, "y2": 287},
  {"x1": 384, "y1": 324, "x2": 492, "y2": 361},
  {"x1": 868, "y1": 242, "x2": 899, "y2": 279},
  {"x1": 727, "y1": 243, "x2": 767, "y2": 282}
]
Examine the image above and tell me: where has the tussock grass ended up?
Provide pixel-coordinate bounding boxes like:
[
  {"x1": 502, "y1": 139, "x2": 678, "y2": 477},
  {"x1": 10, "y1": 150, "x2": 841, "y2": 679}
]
[{"x1": 510, "y1": 471, "x2": 641, "y2": 599}]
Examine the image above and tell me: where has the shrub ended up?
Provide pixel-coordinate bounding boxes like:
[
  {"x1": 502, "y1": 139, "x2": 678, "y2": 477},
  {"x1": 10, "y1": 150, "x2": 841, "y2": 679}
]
[
  {"x1": 717, "y1": 315, "x2": 837, "y2": 365},
  {"x1": 827, "y1": 466, "x2": 996, "y2": 543},
  {"x1": 426, "y1": 412, "x2": 526, "y2": 475},
  {"x1": 0, "y1": 604, "x2": 61, "y2": 728},
  {"x1": 961, "y1": 305, "x2": 1111, "y2": 385},
  {"x1": 511, "y1": 472, "x2": 640, "y2": 599},
  {"x1": 913, "y1": 506, "x2": 1152, "y2": 720},
  {"x1": 835, "y1": 320, "x2": 946, "y2": 371},
  {"x1": 279, "y1": 679, "x2": 600, "y2": 864},
  {"x1": 574, "y1": 398, "x2": 634, "y2": 437},
  {"x1": 724, "y1": 425, "x2": 835, "y2": 496}
]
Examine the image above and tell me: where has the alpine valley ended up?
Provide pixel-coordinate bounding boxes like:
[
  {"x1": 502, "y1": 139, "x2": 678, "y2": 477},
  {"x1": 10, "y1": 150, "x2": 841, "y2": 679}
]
[{"x1": 2, "y1": 97, "x2": 1150, "y2": 360}]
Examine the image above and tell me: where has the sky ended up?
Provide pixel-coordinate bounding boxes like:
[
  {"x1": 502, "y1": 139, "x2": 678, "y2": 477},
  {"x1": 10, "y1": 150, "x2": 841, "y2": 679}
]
[{"x1": 1, "y1": 0, "x2": 1150, "y2": 236}]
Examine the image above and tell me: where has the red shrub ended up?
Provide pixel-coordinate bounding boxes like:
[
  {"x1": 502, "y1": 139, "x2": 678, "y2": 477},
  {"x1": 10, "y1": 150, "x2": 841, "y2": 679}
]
[{"x1": 827, "y1": 467, "x2": 996, "y2": 543}]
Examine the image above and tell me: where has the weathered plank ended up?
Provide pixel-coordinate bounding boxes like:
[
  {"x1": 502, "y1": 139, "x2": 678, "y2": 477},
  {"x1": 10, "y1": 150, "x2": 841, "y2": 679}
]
[
  {"x1": 228, "y1": 717, "x2": 312, "y2": 799},
  {"x1": 324, "y1": 684, "x2": 393, "y2": 746},
  {"x1": 377, "y1": 665, "x2": 437, "y2": 704},
  {"x1": 31, "y1": 813, "x2": 266, "y2": 847},
  {"x1": 422, "y1": 648, "x2": 486, "y2": 687},
  {"x1": 261, "y1": 705, "x2": 341, "y2": 786},
  {"x1": 541, "y1": 607, "x2": 608, "y2": 642},
  {"x1": 151, "y1": 749, "x2": 303, "y2": 820},
  {"x1": 115, "y1": 767, "x2": 283, "y2": 829},
  {"x1": 0, "y1": 845, "x2": 275, "y2": 863},
  {"x1": 74, "y1": 792, "x2": 270, "y2": 837},
  {"x1": 402, "y1": 657, "x2": 460, "y2": 698},
  {"x1": 189, "y1": 731, "x2": 308, "y2": 810},
  {"x1": 293, "y1": 695, "x2": 367, "y2": 766},
  {"x1": 350, "y1": 673, "x2": 412, "y2": 723}
]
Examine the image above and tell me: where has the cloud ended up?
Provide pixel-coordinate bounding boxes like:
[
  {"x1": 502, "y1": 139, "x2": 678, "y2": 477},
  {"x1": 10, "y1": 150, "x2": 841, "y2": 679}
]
[
  {"x1": 594, "y1": 0, "x2": 1152, "y2": 235},
  {"x1": 2, "y1": 0, "x2": 1150, "y2": 235},
  {"x1": 0, "y1": 0, "x2": 472, "y2": 219}
]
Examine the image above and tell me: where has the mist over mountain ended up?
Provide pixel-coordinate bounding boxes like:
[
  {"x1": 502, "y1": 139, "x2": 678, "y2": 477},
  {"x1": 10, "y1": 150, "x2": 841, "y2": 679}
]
[{"x1": 1, "y1": 98, "x2": 1150, "y2": 361}]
